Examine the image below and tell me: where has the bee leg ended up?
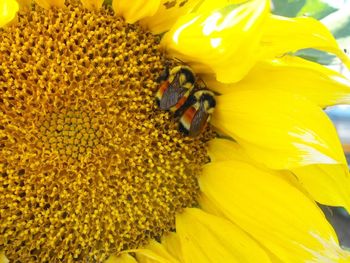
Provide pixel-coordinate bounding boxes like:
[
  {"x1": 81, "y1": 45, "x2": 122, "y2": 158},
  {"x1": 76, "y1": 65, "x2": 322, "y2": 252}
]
[
  {"x1": 155, "y1": 97, "x2": 160, "y2": 107},
  {"x1": 156, "y1": 66, "x2": 170, "y2": 82},
  {"x1": 179, "y1": 122, "x2": 189, "y2": 136}
]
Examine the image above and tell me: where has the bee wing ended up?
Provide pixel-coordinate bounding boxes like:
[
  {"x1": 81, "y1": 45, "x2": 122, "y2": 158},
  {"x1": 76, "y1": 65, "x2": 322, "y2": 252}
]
[
  {"x1": 188, "y1": 103, "x2": 209, "y2": 137},
  {"x1": 159, "y1": 74, "x2": 188, "y2": 110},
  {"x1": 179, "y1": 102, "x2": 209, "y2": 137},
  {"x1": 174, "y1": 92, "x2": 197, "y2": 117}
]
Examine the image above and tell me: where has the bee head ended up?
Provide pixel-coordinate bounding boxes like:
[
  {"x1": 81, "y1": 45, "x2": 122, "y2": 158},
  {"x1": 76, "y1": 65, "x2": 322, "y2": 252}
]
[
  {"x1": 194, "y1": 90, "x2": 216, "y2": 113},
  {"x1": 169, "y1": 66, "x2": 195, "y2": 90}
]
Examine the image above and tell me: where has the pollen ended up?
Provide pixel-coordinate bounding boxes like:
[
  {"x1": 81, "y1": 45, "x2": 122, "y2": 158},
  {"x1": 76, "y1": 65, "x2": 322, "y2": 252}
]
[{"x1": 0, "y1": 1, "x2": 211, "y2": 262}]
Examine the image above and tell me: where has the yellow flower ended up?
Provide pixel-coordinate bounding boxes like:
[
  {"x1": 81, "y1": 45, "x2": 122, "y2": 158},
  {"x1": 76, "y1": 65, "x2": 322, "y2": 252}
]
[{"x1": 1, "y1": 0, "x2": 350, "y2": 262}]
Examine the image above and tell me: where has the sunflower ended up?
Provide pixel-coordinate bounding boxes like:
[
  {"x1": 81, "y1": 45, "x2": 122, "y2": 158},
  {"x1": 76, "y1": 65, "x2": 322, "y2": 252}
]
[{"x1": 1, "y1": 0, "x2": 350, "y2": 262}]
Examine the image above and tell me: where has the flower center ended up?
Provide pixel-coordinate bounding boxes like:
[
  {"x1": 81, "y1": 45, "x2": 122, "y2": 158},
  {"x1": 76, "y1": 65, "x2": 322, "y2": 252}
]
[
  {"x1": 0, "y1": 1, "x2": 211, "y2": 261},
  {"x1": 39, "y1": 110, "x2": 103, "y2": 162}
]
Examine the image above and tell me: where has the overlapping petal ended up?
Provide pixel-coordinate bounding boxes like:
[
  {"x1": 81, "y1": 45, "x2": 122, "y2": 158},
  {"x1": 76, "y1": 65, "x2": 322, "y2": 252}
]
[
  {"x1": 208, "y1": 138, "x2": 250, "y2": 163},
  {"x1": 199, "y1": 161, "x2": 350, "y2": 262},
  {"x1": 210, "y1": 138, "x2": 350, "y2": 214},
  {"x1": 175, "y1": 208, "x2": 271, "y2": 263},
  {"x1": 197, "y1": 192, "x2": 227, "y2": 219},
  {"x1": 161, "y1": 0, "x2": 269, "y2": 83},
  {"x1": 0, "y1": 0, "x2": 19, "y2": 27},
  {"x1": 196, "y1": 0, "x2": 248, "y2": 12},
  {"x1": 261, "y1": 15, "x2": 350, "y2": 68},
  {"x1": 211, "y1": 89, "x2": 347, "y2": 170},
  {"x1": 203, "y1": 56, "x2": 350, "y2": 107},
  {"x1": 133, "y1": 240, "x2": 180, "y2": 263},
  {"x1": 293, "y1": 164, "x2": 350, "y2": 212},
  {"x1": 139, "y1": 0, "x2": 201, "y2": 34},
  {"x1": 161, "y1": 233, "x2": 184, "y2": 262},
  {"x1": 112, "y1": 0, "x2": 161, "y2": 24},
  {"x1": 34, "y1": 0, "x2": 64, "y2": 9}
]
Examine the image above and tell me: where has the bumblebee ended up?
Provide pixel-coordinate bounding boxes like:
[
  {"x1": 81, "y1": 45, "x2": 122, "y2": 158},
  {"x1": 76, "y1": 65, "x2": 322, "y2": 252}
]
[
  {"x1": 177, "y1": 89, "x2": 216, "y2": 137},
  {"x1": 156, "y1": 65, "x2": 196, "y2": 112}
]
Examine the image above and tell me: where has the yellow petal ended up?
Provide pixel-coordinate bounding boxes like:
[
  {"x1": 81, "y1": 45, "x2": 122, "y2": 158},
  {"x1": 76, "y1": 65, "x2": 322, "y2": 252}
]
[
  {"x1": 203, "y1": 56, "x2": 350, "y2": 107},
  {"x1": 112, "y1": 0, "x2": 161, "y2": 24},
  {"x1": 212, "y1": 89, "x2": 346, "y2": 169},
  {"x1": 139, "y1": 0, "x2": 200, "y2": 34},
  {"x1": 262, "y1": 15, "x2": 350, "y2": 69},
  {"x1": 176, "y1": 208, "x2": 271, "y2": 263},
  {"x1": 0, "y1": 251, "x2": 9, "y2": 263},
  {"x1": 161, "y1": 0, "x2": 270, "y2": 83},
  {"x1": 293, "y1": 164, "x2": 350, "y2": 212},
  {"x1": 209, "y1": 138, "x2": 350, "y2": 213},
  {"x1": 132, "y1": 240, "x2": 180, "y2": 263},
  {"x1": 251, "y1": 57, "x2": 350, "y2": 107},
  {"x1": 196, "y1": 0, "x2": 247, "y2": 12},
  {"x1": 34, "y1": 0, "x2": 64, "y2": 9},
  {"x1": 199, "y1": 161, "x2": 350, "y2": 262},
  {"x1": 105, "y1": 254, "x2": 138, "y2": 263},
  {"x1": 208, "y1": 137, "x2": 249, "y2": 163},
  {"x1": 199, "y1": 73, "x2": 234, "y2": 94},
  {"x1": 80, "y1": 0, "x2": 103, "y2": 10},
  {"x1": 0, "y1": 0, "x2": 18, "y2": 27},
  {"x1": 161, "y1": 232, "x2": 184, "y2": 262},
  {"x1": 210, "y1": 138, "x2": 317, "y2": 191},
  {"x1": 197, "y1": 192, "x2": 227, "y2": 218}
]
